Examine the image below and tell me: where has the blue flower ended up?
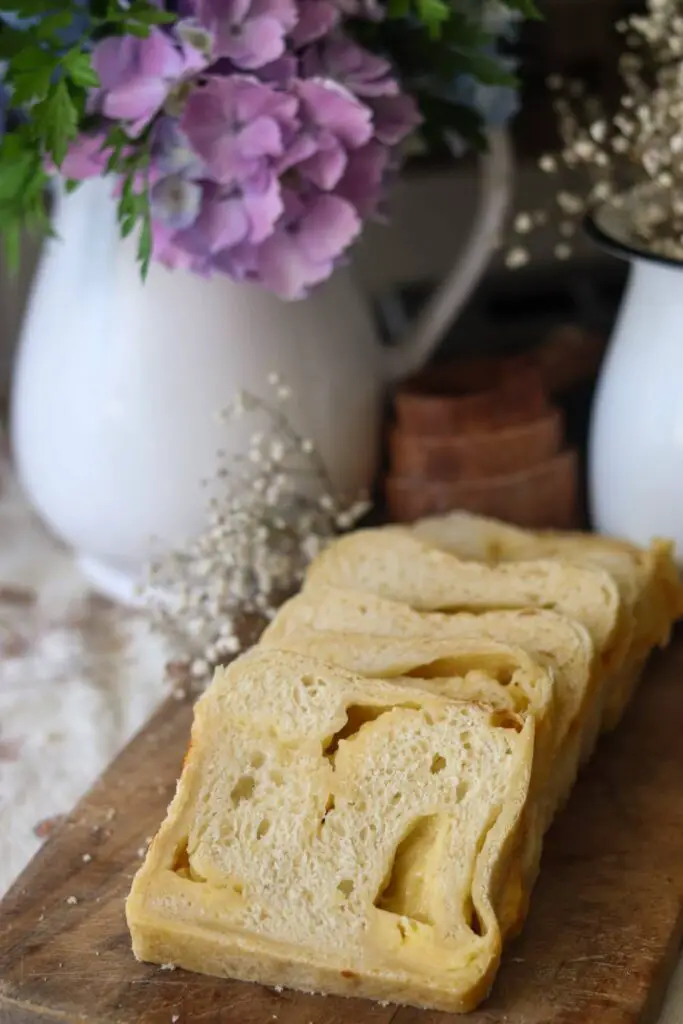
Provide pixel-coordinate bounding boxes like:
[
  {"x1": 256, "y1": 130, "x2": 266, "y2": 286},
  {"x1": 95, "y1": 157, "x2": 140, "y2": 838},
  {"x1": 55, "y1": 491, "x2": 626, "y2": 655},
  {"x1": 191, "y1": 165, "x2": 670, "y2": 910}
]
[{"x1": 450, "y1": 56, "x2": 520, "y2": 129}]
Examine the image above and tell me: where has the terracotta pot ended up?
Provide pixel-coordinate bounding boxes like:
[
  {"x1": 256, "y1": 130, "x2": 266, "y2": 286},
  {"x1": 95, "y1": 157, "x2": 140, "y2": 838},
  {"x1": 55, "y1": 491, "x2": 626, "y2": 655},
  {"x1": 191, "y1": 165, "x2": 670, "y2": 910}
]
[
  {"x1": 385, "y1": 449, "x2": 579, "y2": 527},
  {"x1": 394, "y1": 357, "x2": 548, "y2": 435},
  {"x1": 389, "y1": 408, "x2": 563, "y2": 481}
]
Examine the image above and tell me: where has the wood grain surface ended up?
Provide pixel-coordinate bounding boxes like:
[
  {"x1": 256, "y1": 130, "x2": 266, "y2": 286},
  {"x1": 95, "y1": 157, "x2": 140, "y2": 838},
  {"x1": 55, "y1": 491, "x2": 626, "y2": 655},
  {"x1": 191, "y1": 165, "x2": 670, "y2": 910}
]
[{"x1": 2, "y1": 639, "x2": 683, "y2": 1024}]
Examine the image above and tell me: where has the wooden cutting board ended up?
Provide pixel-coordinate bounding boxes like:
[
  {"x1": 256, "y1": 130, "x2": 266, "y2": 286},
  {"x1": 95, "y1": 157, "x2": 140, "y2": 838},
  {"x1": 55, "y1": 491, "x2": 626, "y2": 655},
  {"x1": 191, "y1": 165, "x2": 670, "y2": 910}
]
[{"x1": 2, "y1": 640, "x2": 683, "y2": 1024}]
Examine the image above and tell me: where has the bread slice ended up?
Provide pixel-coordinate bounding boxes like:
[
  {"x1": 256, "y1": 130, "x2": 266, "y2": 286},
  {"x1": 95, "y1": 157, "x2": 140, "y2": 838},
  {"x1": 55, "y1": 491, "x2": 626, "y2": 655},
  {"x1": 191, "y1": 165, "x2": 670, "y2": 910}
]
[
  {"x1": 256, "y1": 629, "x2": 554, "y2": 937},
  {"x1": 410, "y1": 511, "x2": 683, "y2": 729},
  {"x1": 263, "y1": 586, "x2": 597, "y2": 815},
  {"x1": 303, "y1": 529, "x2": 627, "y2": 677},
  {"x1": 127, "y1": 648, "x2": 534, "y2": 1013}
]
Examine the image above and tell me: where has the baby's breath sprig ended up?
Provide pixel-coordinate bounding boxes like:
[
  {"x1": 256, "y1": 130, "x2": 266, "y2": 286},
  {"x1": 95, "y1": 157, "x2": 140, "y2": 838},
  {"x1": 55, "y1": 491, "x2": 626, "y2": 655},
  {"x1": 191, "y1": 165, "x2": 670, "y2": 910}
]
[
  {"x1": 505, "y1": 0, "x2": 683, "y2": 268},
  {"x1": 146, "y1": 374, "x2": 371, "y2": 692}
]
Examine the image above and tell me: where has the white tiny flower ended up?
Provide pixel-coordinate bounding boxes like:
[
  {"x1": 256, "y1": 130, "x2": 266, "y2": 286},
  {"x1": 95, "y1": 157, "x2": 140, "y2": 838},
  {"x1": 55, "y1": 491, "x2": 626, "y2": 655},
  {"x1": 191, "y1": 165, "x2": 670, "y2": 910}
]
[
  {"x1": 191, "y1": 659, "x2": 209, "y2": 679},
  {"x1": 335, "y1": 511, "x2": 355, "y2": 530},
  {"x1": 217, "y1": 635, "x2": 240, "y2": 655},
  {"x1": 505, "y1": 247, "x2": 530, "y2": 270},
  {"x1": 300, "y1": 438, "x2": 314, "y2": 454},
  {"x1": 513, "y1": 212, "x2": 533, "y2": 234},
  {"x1": 270, "y1": 439, "x2": 286, "y2": 462}
]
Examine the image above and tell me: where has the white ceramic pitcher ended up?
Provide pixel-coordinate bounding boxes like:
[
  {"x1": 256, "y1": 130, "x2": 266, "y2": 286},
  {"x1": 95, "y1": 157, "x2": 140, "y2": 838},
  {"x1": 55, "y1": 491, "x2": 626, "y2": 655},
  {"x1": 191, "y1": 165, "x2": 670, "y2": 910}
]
[
  {"x1": 588, "y1": 201, "x2": 683, "y2": 560},
  {"x1": 11, "y1": 131, "x2": 512, "y2": 603}
]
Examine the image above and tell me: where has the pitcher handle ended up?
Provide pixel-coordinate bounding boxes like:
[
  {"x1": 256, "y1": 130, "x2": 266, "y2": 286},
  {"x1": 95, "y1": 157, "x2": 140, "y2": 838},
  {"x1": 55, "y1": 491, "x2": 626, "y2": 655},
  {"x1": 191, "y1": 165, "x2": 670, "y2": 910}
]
[{"x1": 384, "y1": 127, "x2": 513, "y2": 383}]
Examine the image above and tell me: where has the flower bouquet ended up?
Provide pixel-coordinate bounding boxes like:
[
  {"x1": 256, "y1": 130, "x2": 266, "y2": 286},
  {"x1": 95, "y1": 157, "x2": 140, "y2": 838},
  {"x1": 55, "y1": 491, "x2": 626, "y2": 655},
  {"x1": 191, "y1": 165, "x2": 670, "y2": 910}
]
[{"x1": 0, "y1": 0, "x2": 536, "y2": 299}]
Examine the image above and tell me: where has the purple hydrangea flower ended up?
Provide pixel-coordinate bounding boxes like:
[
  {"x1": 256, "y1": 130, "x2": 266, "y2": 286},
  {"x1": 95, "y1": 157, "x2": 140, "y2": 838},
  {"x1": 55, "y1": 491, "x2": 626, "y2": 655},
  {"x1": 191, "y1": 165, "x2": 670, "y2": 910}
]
[
  {"x1": 72, "y1": 0, "x2": 423, "y2": 297},
  {"x1": 181, "y1": 75, "x2": 298, "y2": 183},
  {"x1": 153, "y1": 117, "x2": 205, "y2": 177},
  {"x1": 176, "y1": 172, "x2": 283, "y2": 254},
  {"x1": 335, "y1": 139, "x2": 389, "y2": 216},
  {"x1": 151, "y1": 173, "x2": 203, "y2": 229},
  {"x1": 289, "y1": 0, "x2": 339, "y2": 46},
  {"x1": 196, "y1": 0, "x2": 297, "y2": 69},
  {"x1": 369, "y1": 93, "x2": 422, "y2": 145},
  {"x1": 92, "y1": 28, "x2": 206, "y2": 137},
  {"x1": 301, "y1": 38, "x2": 399, "y2": 97},
  {"x1": 255, "y1": 189, "x2": 361, "y2": 298},
  {"x1": 278, "y1": 78, "x2": 373, "y2": 189},
  {"x1": 59, "y1": 133, "x2": 113, "y2": 179},
  {"x1": 153, "y1": 219, "x2": 210, "y2": 272}
]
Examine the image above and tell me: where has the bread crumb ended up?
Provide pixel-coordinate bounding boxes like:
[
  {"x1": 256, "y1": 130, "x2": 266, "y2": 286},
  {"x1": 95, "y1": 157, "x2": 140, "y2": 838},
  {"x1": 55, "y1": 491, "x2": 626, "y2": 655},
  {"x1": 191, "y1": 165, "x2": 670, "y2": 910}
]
[
  {"x1": 171, "y1": 1016, "x2": 180, "y2": 1023},
  {"x1": 137, "y1": 847, "x2": 146, "y2": 858},
  {"x1": 82, "y1": 853, "x2": 92, "y2": 863},
  {"x1": 160, "y1": 963, "x2": 177, "y2": 971},
  {"x1": 65, "y1": 896, "x2": 78, "y2": 905},
  {"x1": 105, "y1": 808, "x2": 116, "y2": 822},
  {"x1": 273, "y1": 986, "x2": 283, "y2": 993}
]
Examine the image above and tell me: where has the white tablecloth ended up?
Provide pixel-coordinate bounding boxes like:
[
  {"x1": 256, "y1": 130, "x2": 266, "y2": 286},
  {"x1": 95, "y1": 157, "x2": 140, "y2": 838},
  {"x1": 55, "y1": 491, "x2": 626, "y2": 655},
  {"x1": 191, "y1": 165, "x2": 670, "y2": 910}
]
[
  {"x1": 0, "y1": 458, "x2": 170, "y2": 893},
  {"x1": 0, "y1": 457, "x2": 681, "y2": 1022}
]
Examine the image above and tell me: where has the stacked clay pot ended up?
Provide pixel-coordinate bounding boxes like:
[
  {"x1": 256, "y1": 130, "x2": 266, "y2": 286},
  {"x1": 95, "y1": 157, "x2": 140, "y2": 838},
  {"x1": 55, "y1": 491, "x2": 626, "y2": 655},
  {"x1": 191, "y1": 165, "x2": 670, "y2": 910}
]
[{"x1": 386, "y1": 354, "x2": 579, "y2": 527}]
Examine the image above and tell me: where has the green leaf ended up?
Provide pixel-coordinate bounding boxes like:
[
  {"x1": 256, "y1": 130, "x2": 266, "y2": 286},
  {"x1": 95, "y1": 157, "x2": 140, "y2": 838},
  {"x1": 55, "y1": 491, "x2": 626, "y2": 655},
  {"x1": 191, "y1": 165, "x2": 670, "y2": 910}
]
[
  {"x1": 10, "y1": 65, "x2": 53, "y2": 105},
  {"x1": 0, "y1": 135, "x2": 40, "y2": 202},
  {"x1": 34, "y1": 79, "x2": 79, "y2": 166},
  {"x1": 0, "y1": 26, "x2": 33, "y2": 60},
  {"x1": 61, "y1": 48, "x2": 100, "y2": 89},
  {"x1": 138, "y1": 211, "x2": 152, "y2": 280},
  {"x1": 415, "y1": 0, "x2": 450, "y2": 37},
  {"x1": 35, "y1": 10, "x2": 74, "y2": 38}
]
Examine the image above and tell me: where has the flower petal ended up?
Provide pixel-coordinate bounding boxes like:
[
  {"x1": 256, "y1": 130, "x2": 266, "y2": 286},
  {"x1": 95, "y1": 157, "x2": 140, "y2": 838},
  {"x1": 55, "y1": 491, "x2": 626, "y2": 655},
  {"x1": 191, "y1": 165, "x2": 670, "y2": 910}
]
[
  {"x1": 335, "y1": 140, "x2": 389, "y2": 216},
  {"x1": 58, "y1": 133, "x2": 112, "y2": 180},
  {"x1": 242, "y1": 174, "x2": 283, "y2": 242},
  {"x1": 137, "y1": 28, "x2": 186, "y2": 79},
  {"x1": 224, "y1": 15, "x2": 288, "y2": 69},
  {"x1": 290, "y1": 0, "x2": 339, "y2": 45},
  {"x1": 151, "y1": 175, "x2": 203, "y2": 230},
  {"x1": 369, "y1": 94, "x2": 422, "y2": 145},
  {"x1": 237, "y1": 115, "x2": 284, "y2": 160},
  {"x1": 92, "y1": 36, "x2": 138, "y2": 90},
  {"x1": 103, "y1": 76, "x2": 169, "y2": 127},
  {"x1": 296, "y1": 78, "x2": 372, "y2": 149},
  {"x1": 297, "y1": 193, "x2": 361, "y2": 263},
  {"x1": 298, "y1": 141, "x2": 348, "y2": 190},
  {"x1": 257, "y1": 231, "x2": 329, "y2": 299}
]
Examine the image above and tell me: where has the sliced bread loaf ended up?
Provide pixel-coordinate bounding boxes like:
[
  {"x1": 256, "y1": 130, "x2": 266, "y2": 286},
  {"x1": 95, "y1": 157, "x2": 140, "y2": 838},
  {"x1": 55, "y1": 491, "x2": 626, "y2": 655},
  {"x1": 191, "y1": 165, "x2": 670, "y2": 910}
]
[
  {"x1": 263, "y1": 585, "x2": 597, "y2": 812},
  {"x1": 410, "y1": 511, "x2": 683, "y2": 729},
  {"x1": 303, "y1": 529, "x2": 627, "y2": 677},
  {"x1": 127, "y1": 648, "x2": 534, "y2": 1013}
]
